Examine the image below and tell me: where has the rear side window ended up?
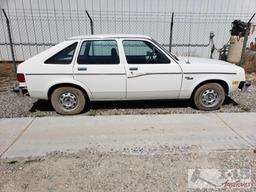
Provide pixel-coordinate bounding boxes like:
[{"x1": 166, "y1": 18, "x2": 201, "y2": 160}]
[
  {"x1": 77, "y1": 40, "x2": 119, "y2": 64},
  {"x1": 45, "y1": 42, "x2": 78, "y2": 64}
]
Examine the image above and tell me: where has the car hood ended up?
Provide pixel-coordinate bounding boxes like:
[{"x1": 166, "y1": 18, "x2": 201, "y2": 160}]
[{"x1": 178, "y1": 57, "x2": 244, "y2": 74}]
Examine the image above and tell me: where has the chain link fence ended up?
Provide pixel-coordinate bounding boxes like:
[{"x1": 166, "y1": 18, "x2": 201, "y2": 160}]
[{"x1": 0, "y1": 7, "x2": 255, "y2": 61}]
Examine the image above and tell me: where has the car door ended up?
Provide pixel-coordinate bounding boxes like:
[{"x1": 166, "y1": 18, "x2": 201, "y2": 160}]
[
  {"x1": 122, "y1": 39, "x2": 182, "y2": 99},
  {"x1": 73, "y1": 39, "x2": 126, "y2": 99}
]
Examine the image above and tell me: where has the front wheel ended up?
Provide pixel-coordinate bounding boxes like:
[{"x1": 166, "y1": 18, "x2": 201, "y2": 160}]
[
  {"x1": 193, "y1": 83, "x2": 225, "y2": 111},
  {"x1": 51, "y1": 86, "x2": 86, "y2": 115}
]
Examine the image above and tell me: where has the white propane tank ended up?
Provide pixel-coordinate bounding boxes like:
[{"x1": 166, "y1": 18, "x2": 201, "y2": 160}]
[{"x1": 227, "y1": 36, "x2": 244, "y2": 64}]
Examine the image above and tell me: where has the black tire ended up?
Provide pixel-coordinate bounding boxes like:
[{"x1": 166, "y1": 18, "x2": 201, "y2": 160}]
[
  {"x1": 51, "y1": 86, "x2": 86, "y2": 115},
  {"x1": 193, "y1": 83, "x2": 225, "y2": 111}
]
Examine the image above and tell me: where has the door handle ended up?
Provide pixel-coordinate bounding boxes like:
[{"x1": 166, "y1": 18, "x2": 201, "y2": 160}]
[
  {"x1": 78, "y1": 67, "x2": 87, "y2": 71},
  {"x1": 129, "y1": 67, "x2": 138, "y2": 71}
]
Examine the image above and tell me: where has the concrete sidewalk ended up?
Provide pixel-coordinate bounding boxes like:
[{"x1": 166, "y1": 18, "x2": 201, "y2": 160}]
[{"x1": 0, "y1": 113, "x2": 255, "y2": 159}]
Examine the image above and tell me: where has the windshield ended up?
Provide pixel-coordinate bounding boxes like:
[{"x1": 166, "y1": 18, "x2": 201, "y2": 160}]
[{"x1": 152, "y1": 39, "x2": 179, "y2": 61}]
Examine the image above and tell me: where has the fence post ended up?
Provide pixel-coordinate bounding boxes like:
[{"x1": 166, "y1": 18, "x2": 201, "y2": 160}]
[
  {"x1": 2, "y1": 9, "x2": 17, "y2": 74},
  {"x1": 239, "y1": 13, "x2": 255, "y2": 66},
  {"x1": 86, "y1": 10, "x2": 94, "y2": 35},
  {"x1": 169, "y1": 12, "x2": 174, "y2": 53}
]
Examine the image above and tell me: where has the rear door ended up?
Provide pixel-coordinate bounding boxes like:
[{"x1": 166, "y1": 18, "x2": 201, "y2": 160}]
[
  {"x1": 122, "y1": 39, "x2": 182, "y2": 99},
  {"x1": 73, "y1": 39, "x2": 126, "y2": 99}
]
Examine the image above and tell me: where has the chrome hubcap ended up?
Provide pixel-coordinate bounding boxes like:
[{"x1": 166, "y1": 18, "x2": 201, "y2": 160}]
[
  {"x1": 59, "y1": 92, "x2": 77, "y2": 110},
  {"x1": 201, "y1": 89, "x2": 219, "y2": 106}
]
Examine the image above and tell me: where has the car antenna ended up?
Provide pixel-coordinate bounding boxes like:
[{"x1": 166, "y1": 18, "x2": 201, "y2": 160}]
[{"x1": 186, "y1": 16, "x2": 192, "y2": 64}]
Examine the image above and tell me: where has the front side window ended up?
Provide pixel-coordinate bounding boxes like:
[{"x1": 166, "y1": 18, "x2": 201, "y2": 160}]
[
  {"x1": 123, "y1": 40, "x2": 170, "y2": 64},
  {"x1": 45, "y1": 42, "x2": 78, "y2": 64},
  {"x1": 77, "y1": 40, "x2": 119, "y2": 64}
]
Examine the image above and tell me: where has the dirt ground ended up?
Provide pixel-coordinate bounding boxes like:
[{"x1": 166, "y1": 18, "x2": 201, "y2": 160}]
[
  {"x1": 0, "y1": 149, "x2": 255, "y2": 192},
  {"x1": 1, "y1": 63, "x2": 256, "y2": 191},
  {"x1": 244, "y1": 50, "x2": 256, "y2": 74}
]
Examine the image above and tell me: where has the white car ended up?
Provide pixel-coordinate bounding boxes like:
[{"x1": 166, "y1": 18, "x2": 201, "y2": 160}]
[{"x1": 17, "y1": 34, "x2": 250, "y2": 115}]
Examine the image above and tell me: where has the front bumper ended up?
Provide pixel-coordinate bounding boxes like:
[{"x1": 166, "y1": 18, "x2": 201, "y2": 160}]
[{"x1": 238, "y1": 81, "x2": 251, "y2": 92}]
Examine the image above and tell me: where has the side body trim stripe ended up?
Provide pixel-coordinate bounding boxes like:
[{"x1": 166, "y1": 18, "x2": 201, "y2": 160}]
[{"x1": 25, "y1": 72, "x2": 237, "y2": 76}]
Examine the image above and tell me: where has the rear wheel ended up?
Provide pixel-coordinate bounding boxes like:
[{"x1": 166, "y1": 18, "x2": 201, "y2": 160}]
[
  {"x1": 51, "y1": 86, "x2": 86, "y2": 115},
  {"x1": 193, "y1": 83, "x2": 225, "y2": 111}
]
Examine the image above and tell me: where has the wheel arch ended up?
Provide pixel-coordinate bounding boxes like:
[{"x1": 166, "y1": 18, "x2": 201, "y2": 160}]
[
  {"x1": 190, "y1": 79, "x2": 229, "y2": 99},
  {"x1": 48, "y1": 83, "x2": 90, "y2": 101}
]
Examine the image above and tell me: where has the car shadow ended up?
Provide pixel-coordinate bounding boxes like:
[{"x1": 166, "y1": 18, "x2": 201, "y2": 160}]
[
  {"x1": 29, "y1": 96, "x2": 238, "y2": 113},
  {"x1": 224, "y1": 96, "x2": 239, "y2": 106},
  {"x1": 29, "y1": 99, "x2": 54, "y2": 112},
  {"x1": 89, "y1": 99, "x2": 192, "y2": 110}
]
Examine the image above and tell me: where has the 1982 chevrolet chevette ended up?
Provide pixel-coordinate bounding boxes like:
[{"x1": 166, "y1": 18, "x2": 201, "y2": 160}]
[{"x1": 17, "y1": 34, "x2": 250, "y2": 115}]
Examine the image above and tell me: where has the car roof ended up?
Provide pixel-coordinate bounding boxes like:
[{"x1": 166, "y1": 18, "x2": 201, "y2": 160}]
[{"x1": 68, "y1": 34, "x2": 152, "y2": 40}]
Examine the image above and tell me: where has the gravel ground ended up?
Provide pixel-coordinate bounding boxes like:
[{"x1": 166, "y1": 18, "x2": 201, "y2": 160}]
[
  {"x1": 1, "y1": 63, "x2": 256, "y2": 118},
  {"x1": 0, "y1": 82, "x2": 256, "y2": 118},
  {"x1": 0, "y1": 149, "x2": 255, "y2": 192}
]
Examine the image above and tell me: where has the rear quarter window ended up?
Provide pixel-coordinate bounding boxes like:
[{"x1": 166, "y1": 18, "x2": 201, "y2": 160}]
[{"x1": 44, "y1": 42, "x2": 78, "y2": 64}]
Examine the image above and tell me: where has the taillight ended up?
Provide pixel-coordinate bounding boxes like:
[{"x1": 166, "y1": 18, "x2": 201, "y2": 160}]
[{"x1": 17, "y1": 73, "x2": 26, "y2": 82}]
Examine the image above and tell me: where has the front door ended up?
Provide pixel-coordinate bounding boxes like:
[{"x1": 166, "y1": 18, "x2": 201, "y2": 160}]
[
  {"x1": 122, "y1": 39, "x2": 182, "y2": 99},
  {"x1": 73, "y1": 39, "x2": 126, "y2": 99}
]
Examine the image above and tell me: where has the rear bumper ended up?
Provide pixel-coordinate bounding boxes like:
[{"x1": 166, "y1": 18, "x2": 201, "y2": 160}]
[
  {"x1": 238, "y1": 81, "x2": 251, "y2": 92},
  {"x1": 13, "y1": 86, "x2": 29, "y2": 96}
]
